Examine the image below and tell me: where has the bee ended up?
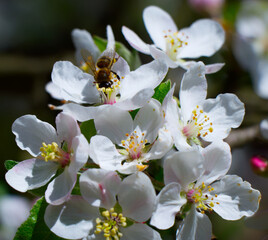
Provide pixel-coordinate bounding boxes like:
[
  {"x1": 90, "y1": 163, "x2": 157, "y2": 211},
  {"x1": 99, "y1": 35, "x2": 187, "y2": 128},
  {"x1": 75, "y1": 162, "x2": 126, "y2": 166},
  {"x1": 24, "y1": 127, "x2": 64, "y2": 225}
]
[{"x1": 81, "y1": 48, "x2": 119, "y2": 89}]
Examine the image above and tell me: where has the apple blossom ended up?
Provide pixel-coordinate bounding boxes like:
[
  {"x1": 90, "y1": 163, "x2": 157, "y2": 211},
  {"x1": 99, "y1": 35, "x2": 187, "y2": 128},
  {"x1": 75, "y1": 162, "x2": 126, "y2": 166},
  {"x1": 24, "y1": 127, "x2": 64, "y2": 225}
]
[
  {"x1": 150, "y1": 141, "x2": 261, "y2": 240},
  {"x1": 163, "y1": 62, "x2": 245, "y2": 151},
  {"x1": 89, "y1": 99, "x2": 173, "y2": 174},
  {"x1": 45, "y1": 170, "x2": 161, "y2": 240},
  {"x1": 5, "y1": 112, "x2": 89, "y2": 205},
  {"x1": 122, "y1": 5, "x2": 225, "y2": 73}
]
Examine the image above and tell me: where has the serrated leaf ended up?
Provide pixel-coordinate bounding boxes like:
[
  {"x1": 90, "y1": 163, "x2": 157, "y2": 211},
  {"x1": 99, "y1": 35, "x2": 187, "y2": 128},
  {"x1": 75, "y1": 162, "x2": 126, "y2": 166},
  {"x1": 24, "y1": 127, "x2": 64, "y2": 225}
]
[
  {"x1": 152, "y1": 80, "x2": 171, "y2": 104},
  {"x1": 4, "y1": 160, "x2": 18, "y2": 170},
  {"x1": 93, "y1": 36, "x2": 141, "y2": 70},
  {"x1": 14, "y1": 197, "x2": 64, "y2": 240},
  {"x1": 80, "y1": 119, "x2": 97, "y2": 143}
]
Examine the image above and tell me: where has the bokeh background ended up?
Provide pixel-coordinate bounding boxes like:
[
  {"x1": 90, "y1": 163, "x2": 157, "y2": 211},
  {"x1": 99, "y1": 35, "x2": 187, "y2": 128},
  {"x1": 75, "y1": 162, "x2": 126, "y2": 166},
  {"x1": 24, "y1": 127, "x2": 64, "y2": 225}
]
[{"x1": 0, "y1": 0, "x2": 268, "y2": 239}]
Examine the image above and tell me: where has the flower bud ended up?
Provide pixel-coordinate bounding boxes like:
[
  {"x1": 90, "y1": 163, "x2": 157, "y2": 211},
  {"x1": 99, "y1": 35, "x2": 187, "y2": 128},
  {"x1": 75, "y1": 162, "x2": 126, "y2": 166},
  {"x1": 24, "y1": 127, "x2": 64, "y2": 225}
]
[
  {"x1": 251, "y1": 156, "x2": 268, "y2": 177},
  {"x1": 188, "y1": 0, "x2": 224, "y2": 15}
]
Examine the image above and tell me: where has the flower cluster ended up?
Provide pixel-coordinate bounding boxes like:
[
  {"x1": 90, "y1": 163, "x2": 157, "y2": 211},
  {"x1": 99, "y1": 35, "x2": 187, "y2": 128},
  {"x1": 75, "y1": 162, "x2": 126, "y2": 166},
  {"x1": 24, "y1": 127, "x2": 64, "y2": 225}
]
[{"x1": 5, "y1": 5, "x2": 261, "y2": 240}]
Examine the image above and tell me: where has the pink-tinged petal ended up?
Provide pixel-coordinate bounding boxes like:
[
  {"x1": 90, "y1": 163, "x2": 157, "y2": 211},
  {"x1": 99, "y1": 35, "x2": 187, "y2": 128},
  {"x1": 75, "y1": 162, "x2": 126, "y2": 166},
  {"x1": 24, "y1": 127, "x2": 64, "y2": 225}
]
[
  {"x1": 120, "y1": 59, "x2": 168, "y2": 100},
  {"x1": 106, "y1": 25, "x2": 115, "y2": 50},
  {"x1": 45, "y1": 196, "x2": 98, "y2": 239},
  {"x1": 115, "y1": 88, "x2": 155, "y2": 111},
  {"x1": 120, "y1": 223, "x2": 162, "y2": 240},
  {"x1": 45, "y1": 82, "x2": 63, "y2": 100},
  {"x1": 45, "y1": 166, "x2": 76, "y2": 205},
  {"x1": 55, "y1": 112, "x2": 80, "y2": 147},
  {"x1": 5, "y1": 158, "x2": 58, "y2": 192},
  {"x1": 122, "y1": 26, "x2": 150, "y2": 54},
  {"x1": 210, "y1": 175, "x2": 261, "y2": 220},
  {"x1": 134, "y1": 99, "x2": 163, "y2": 143},
  {"x1": 164, "y1": 151, "x2": 204, "y2": 189},
  {"x1": 151, "y1": 183, "x2": 186, "y2": 230},
  {"x1": 181, "y1": 61, "x2": 225, "y2": 74},
  {"x1": 180, "y1": 62, "x2": 207, "y2": 122},
  {"x1": 72, "y1": 28, "x2": 100, "y2": 64},
  {"x1": 118, "y1": 172, "x2": 156, "y2": 222},
  {"x1": 179, "y1": 19, "x2": 225, "y2": 59},
  {"x1": 143, "y1": 6, "x2": 178, "y2": 50},
  {"x1": 201, "y1": 93, "x2": 245, "y2": 142},
  {"x1": 80, "y1": 169, "x2": 121, "y2": 209},
  {"x1": 51, "y1": 61, "x2": 100, "y2": 104},
  {"x1": 176, "y1": 206, "x2": 212, "y2": 240},
  {"x1": 12, "y1": 115, "x2": 57, "y2": 156},
  {"x1": 196, "y1": 141, "x2": 231, "y2": 187},
  {"x1": 149, "y1": 45, "x2": 179, "y2": 68},
  {"x1": 147, "y1": 128, "x2": 173, "y2": 160},
  {"x1": 94, "y1": 106, "x2": 133, "y2": 145},
  {"x1": 60, "y1": 103, "x2": 108, "y2": 122},
  {"x1": 89, "y1": 135, "x2": 126, "y2": 169}
]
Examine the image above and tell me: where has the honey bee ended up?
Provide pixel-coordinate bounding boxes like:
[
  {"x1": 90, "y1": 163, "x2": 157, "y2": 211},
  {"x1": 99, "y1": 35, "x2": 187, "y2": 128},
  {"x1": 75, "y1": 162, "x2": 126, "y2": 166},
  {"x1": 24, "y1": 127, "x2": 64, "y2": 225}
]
[{"x1": 81, "y1": 48, "x2": 119, "y2": 89}]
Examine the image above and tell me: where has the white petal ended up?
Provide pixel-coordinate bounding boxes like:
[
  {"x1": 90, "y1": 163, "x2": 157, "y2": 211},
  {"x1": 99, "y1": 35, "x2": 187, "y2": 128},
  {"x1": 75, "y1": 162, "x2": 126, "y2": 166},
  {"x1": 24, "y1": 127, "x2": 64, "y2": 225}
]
[
  {"x1": 201, "y1": 93, "x2": 245, "y2": 141},
  {"x1": 12, "y1": 115, "x2": 57, "y2": 156},
  {"x1": 149, "y1": 45, "x2": 179, "y2": 68},
  {"x1": 45, "y1": 196, "x2": 98, "y2": 239},
  {"x1": 112, "y1": 56, "x2": 130, "y2": 78},
  {"x1": 89, "y1": 135, "x2": 125, "y2": 168},
  {"x1": 182, "y1": 61, "x2": 225, "y2": 74},
  {"x1": 72, "y1": 28, "x2": 100, "y2": 64},
  {"x1": 122, "y1": 26, "x2": 150, "y2": 54},
  {"x1": 134, "y1": 99, "x2": 163, "y2": 143},
  {"x1": 151, "y1": 183, "x2": 186, "y2": 230},
  {"x1": 55, "y1": 112, "x2": 80, "y2": 147},
  {"x1": 210, "y1": 175, "x2": 261, "y2": 220},
  {"x1": 254, "y1": 58, "x2": 268, "y2": 99},
  {"x1": 196, "y1": 141, "x2": 231, "y2": 186},
  {"x1": 176, "y1": 206, "x2": 212, "y2": 240},
  {"x1": 106, "y1": 25, "x2": 115, "y2": 50},
  {"x1": 5, "y1": 158, "x2": 58, "y2": 192},
  {"x1": 45, "y1": 166, "x2": 76, "y2": 205},
  {"x1": 260, "y1": 118, "x2": 268, "y2": 139},
  {"x1": 94, "y1": 106, "x2": 133, "y2": 145},
  {"x1": 147, "y1": 127, "x2": 173, "y2": 160},
  {"x1": 51, "y1": 61, "x2": 100, "y2": 104},
  {"x1": 121, "y1": 223, "x2": 162, "y2": 240},
  {"x1": 143, "y1": 6, "x2": 178, "y2": 50},
  {"x1": 118, "y1": 172, "x2": 156, "y2": 222},
  {"x1": 179, "y1": 19, "x2": 225, "y2": 59},
  {"x1": 120, "y1": 59, "x2": 168, "y2": 100},
  {"x1": 115, "y1": 88, "x2": 155, "y2": 111},
  {"x1": 80, "y1": 168, "x2": 121, "y2": 209},
  {"x1": 164, "y1": 151, "x2": 203, "y2": 189},
  {"x1": 45, "y1": 82, "x2": 63, "y2": 100},
  {"x1": 180, "y1": 62, "x2": 207, "y2": 122}
]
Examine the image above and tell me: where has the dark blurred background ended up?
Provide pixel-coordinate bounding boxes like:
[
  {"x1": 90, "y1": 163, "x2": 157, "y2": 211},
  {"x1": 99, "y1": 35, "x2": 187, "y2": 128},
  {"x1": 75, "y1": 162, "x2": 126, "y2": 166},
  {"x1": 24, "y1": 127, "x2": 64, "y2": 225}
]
[{"x1": 0, "y1": 0, "x2": 268, "y2": 239}]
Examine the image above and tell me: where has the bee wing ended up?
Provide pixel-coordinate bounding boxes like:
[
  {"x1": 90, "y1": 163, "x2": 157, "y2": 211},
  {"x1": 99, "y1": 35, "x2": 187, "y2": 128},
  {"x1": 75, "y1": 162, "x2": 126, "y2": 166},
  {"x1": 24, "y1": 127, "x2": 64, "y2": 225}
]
[{"x1": 81, "y1": 49, "x2": 97, "y2": 75}]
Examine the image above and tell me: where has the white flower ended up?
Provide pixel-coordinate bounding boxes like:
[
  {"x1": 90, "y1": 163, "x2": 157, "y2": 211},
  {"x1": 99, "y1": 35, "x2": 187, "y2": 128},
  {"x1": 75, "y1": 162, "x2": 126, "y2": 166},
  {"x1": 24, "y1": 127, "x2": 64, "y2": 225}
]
[
  {"x1": 5, "y1": 112, "x2": 89, "y2": 205},
  {"x1": 150, "y1": 141, "x2": 261, "y2": 240},
  {"x1": 89, "y1": 99, "x2": 173, "y2": 174},
  {"x1": 163, "y1": 62, "x2": 245, "y2": 151},
  {"x1": 45, "y1": 170, "x2": 161, "y2": 240},
  {"x1": 122, "y1": 5, "x2": 225, "y2": 73},
  {"x1": 233, "y1": 1, "x2": 268, "y2": 99}
]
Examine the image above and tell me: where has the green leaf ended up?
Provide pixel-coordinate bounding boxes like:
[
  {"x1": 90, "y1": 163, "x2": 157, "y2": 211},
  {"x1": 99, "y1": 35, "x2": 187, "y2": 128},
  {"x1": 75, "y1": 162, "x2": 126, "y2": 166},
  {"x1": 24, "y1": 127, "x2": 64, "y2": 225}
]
[
  {"x1": 80, "y1": 119, "x2": 97, "y2": 143},
  {"x1": 129, "y1": 109, "x2": 139, "y2": 119},
  {"x1": 152, "y1": 80, "x2": 171, "y2": 104},
  {"x1": 14, "y1": 197, "x2": 64, "y2": 240},
  {"x1": 4, "y1": 160, "x2": 18, "y2": 170},
  {"x1": 93, "y1": 36, "x2": 141, "y2": 70}
]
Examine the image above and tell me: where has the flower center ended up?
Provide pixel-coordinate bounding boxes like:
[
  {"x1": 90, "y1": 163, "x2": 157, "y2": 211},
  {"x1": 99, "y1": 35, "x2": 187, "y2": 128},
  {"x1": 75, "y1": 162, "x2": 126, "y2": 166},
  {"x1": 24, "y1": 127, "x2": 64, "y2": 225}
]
[
  {"x1": 182, "y1": 105, "x2": 213, "y2": 142},
  {"x1": 95, "y1": 208, "x2": 127, "y2": 240},
  {"x1": 164, "y1": 30, "x2": 189, "y2": 61},
  {"x1": 186, "y1": 182, "x2": 219, "y2": 214},
  {"x1": 40, "y1": 142, "x2": 71, "y2": 167},
  {"x1": 96, "y1": 72, "x2": 121, "y2": 105}
]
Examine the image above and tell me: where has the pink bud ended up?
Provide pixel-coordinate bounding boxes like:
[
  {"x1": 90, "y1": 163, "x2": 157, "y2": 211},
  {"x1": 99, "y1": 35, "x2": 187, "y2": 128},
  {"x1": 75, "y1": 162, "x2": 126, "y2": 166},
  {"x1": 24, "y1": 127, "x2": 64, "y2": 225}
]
[
  {"x1": 188, "y1": 0, "x2": 224, "y2": 15},
  {"x1": 251, "y1": 156, "x2": 268, "y2": 177}
]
